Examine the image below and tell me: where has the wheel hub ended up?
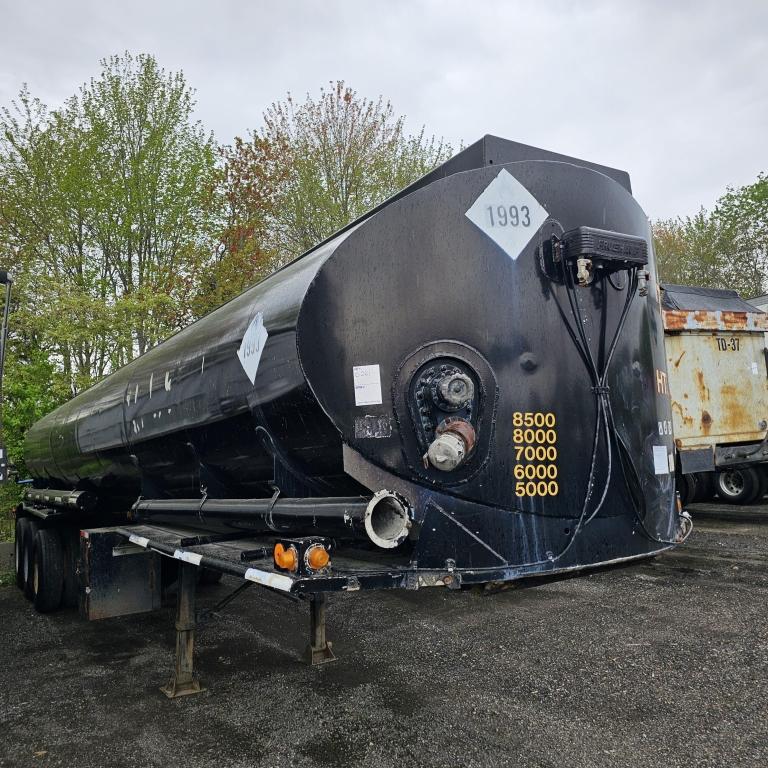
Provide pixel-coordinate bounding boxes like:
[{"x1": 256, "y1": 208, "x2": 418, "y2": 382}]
[{"x1": 721, "y1": 470, "x2": 744, "y2": 496}]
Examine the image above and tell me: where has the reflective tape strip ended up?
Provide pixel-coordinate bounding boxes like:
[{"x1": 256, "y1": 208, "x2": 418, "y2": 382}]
[
  {"x1": 173, "y1": 549, "x2": 203, "y2": 566},
  {"x1": 129, "y1": 535, "x2": 150, "y2": 548},
  {"x1": 244, "y1": 567, "x2": 294, "y2": 592}
]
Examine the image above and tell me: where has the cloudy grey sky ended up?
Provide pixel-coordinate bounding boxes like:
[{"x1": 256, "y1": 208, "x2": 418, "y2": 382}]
[{"x1": 1, "y1": 0, "x2": 766, "y2": 220}]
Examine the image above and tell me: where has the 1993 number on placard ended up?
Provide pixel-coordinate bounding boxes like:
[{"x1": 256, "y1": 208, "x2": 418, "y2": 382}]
[{"x1": 486, "y1": 205, "x2": 531, "y2": 228}]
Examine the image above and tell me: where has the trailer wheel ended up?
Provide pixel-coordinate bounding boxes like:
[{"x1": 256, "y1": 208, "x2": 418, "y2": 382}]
[
  {"x1": 14, "y1": 517, "x2": 33, "y2": 590},
  {"x1": 752, "y1": 466, "x2": 768, "y2": 505},
  {"x1": 691, "y1": 472, "x2": 715, "y2": 502},
  {"x1": 31, "y1": 528, "x2": 65, "y2": 613},
  {"x1": 676, "y1": 472, "x2": 696, "y2": 506},
  {"x1": 60, "y1": 528, "x2": 81, "y2": 608},
  {"x1": 22, "y1": 518, "x2": 40, "y2": 599},
  {"x1": 715, "y1": 467, "x2": 761, "y2": 505}
]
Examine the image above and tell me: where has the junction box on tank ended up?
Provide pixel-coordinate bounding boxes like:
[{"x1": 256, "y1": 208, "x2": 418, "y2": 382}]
[{"x1": 6, "y1": 136, "x2": 691, "y2": 689}]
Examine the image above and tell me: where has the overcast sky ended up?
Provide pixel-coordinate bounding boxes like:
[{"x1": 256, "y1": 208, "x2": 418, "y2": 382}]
[{"x1": 1, "y1": 0, "x2": 766, "y2": 220}]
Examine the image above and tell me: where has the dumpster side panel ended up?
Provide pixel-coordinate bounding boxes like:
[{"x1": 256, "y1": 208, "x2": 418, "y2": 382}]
[{"x1": 665, "y1": 328, "x2": 768, "y2": 449}]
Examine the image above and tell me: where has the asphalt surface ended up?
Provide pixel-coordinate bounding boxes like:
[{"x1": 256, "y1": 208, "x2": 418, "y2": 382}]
[{"x1": 1, "y1": 508, "x2": 766, "y2": 768}]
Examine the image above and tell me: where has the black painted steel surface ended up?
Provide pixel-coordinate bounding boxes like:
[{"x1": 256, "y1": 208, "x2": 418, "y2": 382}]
[{"x1": 24, "y1": 136, "x2": 683, "y2": 577}]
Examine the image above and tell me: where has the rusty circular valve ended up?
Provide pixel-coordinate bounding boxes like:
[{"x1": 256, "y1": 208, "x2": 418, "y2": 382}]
[
  {"x1": 425, "y1": 418, "x2": 477, "y2": 472},
  {"x1": 436, "y1": 372, "x2": 474, "y2": 410}
]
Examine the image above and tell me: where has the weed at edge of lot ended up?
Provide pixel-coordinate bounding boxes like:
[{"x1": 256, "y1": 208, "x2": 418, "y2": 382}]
[{"x1": 0, "y1": 570, "x2": 15, "y2": 587}]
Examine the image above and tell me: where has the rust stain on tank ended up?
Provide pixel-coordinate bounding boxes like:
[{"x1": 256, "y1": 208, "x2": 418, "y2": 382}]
[
  {"x1": 701, "y1": 410, "x2": 712, "y2": 434},
  {"x1": 674, "y1": 350, "x2": 686, "y2": 368}
]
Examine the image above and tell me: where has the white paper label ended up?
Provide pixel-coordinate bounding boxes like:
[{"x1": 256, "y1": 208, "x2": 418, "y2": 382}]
[
  {"x1": 465, "y1": 168, "x2": 549, "y2": 260},
  {"x1": 668, "y1": 451, "x2": 675, "y2": 473},
  {"x1": 751, "y1": 361, "x2": 759, "y2": 375},
  {"x1": 653, "y1": 445, "x2": 670, "y2": 475},
  {"x1": 237, "y1": 311, "x2": 269, "y2": 385},
  {"x1": 353, "y1": 364, "x2": 383, "y2": 406}
]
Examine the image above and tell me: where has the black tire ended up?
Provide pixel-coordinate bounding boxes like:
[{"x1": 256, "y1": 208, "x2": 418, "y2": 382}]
[
  {"x1": 22, "y1": 518, "x2": 40, "y2": 599},
  {"x1": 715, "y1": 467, "x2": 761, "y2": 505},
  {"x1": 677, "y1": 472, "x2": 696, "y2": 507},
  {"x1": 752, "y1": 465, "x2": 768, "y2": 505},
  {"x1": 14, "y1": 517, "x2": 33, "y2": 590},
  {"x1": 31, "y1": 528, "x2": 65, "y2": 613},
  {"x1": 60, "y1": 528, "x2": 81, "y2": 609},
  {"x1": 199, "y1": 567, "x2": 223, "y2": 586},
  {"x1": 692, "y1": 472, "x2": 716, "y2": 502}
]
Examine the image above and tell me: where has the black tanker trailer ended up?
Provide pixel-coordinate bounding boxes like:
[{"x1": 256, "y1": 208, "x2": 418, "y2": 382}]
[{"x1": 6, "y1": 135, "x2": 690, "y2": 693}]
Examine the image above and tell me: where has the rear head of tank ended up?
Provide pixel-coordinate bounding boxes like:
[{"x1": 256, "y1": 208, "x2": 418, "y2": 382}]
[{"x1": 295, "y1": 135, "x2": 682, "y2": 570}]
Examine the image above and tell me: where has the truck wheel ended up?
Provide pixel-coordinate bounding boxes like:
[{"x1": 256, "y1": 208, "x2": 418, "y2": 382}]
[
  {"x1": 676, "y1": 472, "x2": 696, "y2": 506},
  {"x1": 31, "y1": 528, "x2": 65, "y2": 613},
  {"x1": 715, "y1": 467, "x2": 761, "y2": 505},
  {"x1": 752, "y1": 466, "x2": 768, "y2": 505},
  {"x1": 22, "y1": 518, "x2": 41, "y2": 599},
  {"x1": 60, "y1": 528, "x2": 81, "y2": 608},
  {"x1": 15, "y1": 517, "x2": 33, "y2": 590}
]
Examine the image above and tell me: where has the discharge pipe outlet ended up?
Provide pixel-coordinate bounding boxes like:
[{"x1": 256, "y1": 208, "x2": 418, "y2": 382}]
[{"x1": 363, "y1": 490, "x2": 412, "y2": 549}]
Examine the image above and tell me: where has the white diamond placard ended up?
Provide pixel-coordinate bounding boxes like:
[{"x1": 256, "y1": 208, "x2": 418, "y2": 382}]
[
  {"x1": 465, "y1": 168, "x2": 549, "y2": 260},
  {"x1": 237, "y1": 311, "x2": 269, "y2": 385}
]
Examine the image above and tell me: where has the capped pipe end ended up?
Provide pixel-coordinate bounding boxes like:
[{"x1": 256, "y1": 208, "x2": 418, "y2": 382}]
[{"x1": 364, "y1": 490, "x2": 411, "y2": 549}]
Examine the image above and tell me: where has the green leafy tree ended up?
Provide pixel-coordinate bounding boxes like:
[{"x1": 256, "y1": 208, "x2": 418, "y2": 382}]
[
  {"x1": 654, "y1": 173, "x2": 768, "y2": 298},
  {"x1": 258, "y1": 81, "x2": 453, "y2": 259},
  {"x1": 0, "y1": 54, "x2": 217, "y2": 394},
  {"x1": 192, "y1": 136, "x2": 288, "y2": 316},
  {"x1": 653, "y1": 210, "x2": 722, "y2": 288},
  {"x1": 77, "y1": 53, "x2": 218, "y2": 357},
  {"x1": 0, "y1": 54, "x2": 218, "y2": 477},
  {"x1": 201, "y1": 82, "x2": 453, "y2": 308},
  {"x1": 713, "y1": 173, "x2": 768, "y2": 297}
]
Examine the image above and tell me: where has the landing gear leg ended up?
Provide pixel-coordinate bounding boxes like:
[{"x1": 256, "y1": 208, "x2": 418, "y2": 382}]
[
  {"x1": 161, "y1": 563, "x2": 205, "y2": 698},
  {"x1": 306, "y1": 593, "x2": 336, "y2": 666}
]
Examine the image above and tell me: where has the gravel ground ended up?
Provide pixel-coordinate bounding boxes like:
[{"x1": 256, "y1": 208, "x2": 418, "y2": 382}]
[{"x1": 0, "y1": 510, "x2": 766, "y2": 768}]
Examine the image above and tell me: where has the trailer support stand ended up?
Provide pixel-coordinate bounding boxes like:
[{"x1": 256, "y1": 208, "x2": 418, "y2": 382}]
[
  {"x1": 161, "y1": 563, "x2": 205, "y2": 697},
  {"x1": 306, "y1": 593, "x2": 336, "y2": 665}
]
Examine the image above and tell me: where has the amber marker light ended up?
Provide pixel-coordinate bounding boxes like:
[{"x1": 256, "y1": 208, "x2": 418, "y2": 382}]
[
  {"x1": 274, "y1": 542, "x2": 298, "y2": 572},
  {"x1": 305, "y1": 544, "x2": 330, "y2": 571}
]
